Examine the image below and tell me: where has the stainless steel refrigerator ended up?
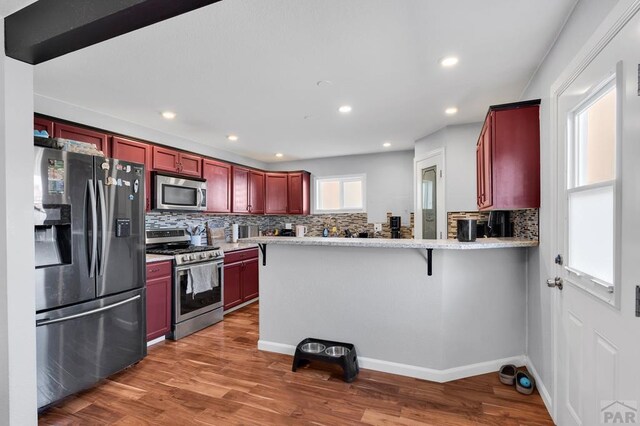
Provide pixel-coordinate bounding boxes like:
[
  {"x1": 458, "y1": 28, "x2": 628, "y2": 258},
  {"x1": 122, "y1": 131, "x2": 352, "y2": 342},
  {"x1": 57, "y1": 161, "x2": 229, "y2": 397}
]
[{"x1": 34, "y1": 146, "x2": 147, "y2": 410}]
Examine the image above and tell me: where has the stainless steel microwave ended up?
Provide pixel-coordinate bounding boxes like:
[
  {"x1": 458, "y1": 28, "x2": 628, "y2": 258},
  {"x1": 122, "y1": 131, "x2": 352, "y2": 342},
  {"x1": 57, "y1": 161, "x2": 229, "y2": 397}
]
[{"x1": 154, "y1": 173, "x2": 207, "y2": 211}]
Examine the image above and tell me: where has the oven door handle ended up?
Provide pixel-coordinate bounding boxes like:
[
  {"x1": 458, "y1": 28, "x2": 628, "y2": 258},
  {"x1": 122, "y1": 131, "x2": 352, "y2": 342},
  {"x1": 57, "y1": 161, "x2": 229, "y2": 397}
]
[{"x1": 174, "y1": 260, "x2": 224, "y2": 273}]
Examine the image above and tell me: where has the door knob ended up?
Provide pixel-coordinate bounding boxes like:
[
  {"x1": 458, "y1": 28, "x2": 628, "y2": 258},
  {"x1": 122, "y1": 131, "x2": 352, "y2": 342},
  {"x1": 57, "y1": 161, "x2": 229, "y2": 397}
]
[{"x1": 547, "y1": 277, "x2": 563, "y2": 290}]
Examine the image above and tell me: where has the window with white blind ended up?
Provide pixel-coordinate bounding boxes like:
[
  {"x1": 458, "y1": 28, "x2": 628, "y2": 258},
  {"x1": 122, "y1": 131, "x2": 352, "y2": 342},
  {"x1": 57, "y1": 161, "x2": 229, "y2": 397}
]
[
  {"x1": 566, "y1": 76, "x2": 619, "y2": 304},
  {"x1": 314, "y1": 174, "x2": 366, "y2": 213}
]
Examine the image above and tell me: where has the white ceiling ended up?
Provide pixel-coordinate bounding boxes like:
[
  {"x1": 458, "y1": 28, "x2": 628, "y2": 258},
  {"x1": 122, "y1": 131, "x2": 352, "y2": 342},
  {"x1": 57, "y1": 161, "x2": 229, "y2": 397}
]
[
  {"x1": 33, "y1": 0, "x2": 576, "y2": 163},
  {"x1": 0, "y1": 0, "x2": 36, "y2": 16}
]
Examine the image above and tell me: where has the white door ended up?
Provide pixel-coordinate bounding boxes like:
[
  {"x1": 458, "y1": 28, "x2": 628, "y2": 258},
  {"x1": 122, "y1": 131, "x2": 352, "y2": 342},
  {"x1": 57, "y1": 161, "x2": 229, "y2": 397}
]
[
  {"x1": 421, "y1": 166, "x2": 438, "y2": 239},
  {"x1": 553, "y1": 5, "x2": 640, "y2": 425},
  {"x1": 414, "y1": 149, "x2": 445, "y2": 240}
]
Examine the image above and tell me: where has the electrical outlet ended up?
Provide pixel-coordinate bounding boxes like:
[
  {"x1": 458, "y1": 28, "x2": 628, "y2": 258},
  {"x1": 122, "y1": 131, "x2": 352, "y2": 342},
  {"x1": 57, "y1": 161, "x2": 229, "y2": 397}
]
[{"x1": 374, "y1": 223, "x2": 382, "y2": 232}]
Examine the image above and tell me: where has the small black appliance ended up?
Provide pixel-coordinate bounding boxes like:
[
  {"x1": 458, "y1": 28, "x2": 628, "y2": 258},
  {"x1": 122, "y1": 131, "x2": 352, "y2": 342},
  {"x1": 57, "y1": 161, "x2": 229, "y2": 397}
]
[
  {"x1": 457, "y1": 219, "x2": 477, "y2": 242},
  {"x1": 487, "y1": 211, "x2": 512, "y2": 237},
  {"x1": 390, "y1": 216, "x2": 401, "y2": 239}
]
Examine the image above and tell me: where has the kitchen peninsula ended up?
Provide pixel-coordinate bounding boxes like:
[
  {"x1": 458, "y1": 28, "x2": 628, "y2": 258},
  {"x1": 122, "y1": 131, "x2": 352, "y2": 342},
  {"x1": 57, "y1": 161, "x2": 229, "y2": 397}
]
[{"x1": 243, "y1": 236, "x2": 537, "y2": 382}]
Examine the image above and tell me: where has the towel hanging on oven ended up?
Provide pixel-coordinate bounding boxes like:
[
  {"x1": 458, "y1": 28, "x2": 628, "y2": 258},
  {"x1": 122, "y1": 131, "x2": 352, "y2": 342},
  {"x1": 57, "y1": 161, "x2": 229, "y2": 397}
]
[{"x1": 186, "y1": 263, "x2": 216, "y2": 296}]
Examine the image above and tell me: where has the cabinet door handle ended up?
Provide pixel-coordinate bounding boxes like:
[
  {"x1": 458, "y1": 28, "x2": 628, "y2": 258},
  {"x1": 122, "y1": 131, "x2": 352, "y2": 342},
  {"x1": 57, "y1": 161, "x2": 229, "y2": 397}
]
[{"x1": 149, "y1": 268, "x2": 160, "y2": 273}]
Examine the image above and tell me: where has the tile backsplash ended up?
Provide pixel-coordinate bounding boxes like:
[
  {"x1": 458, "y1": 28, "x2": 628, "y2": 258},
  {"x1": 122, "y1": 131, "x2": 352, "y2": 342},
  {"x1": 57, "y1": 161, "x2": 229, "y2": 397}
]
[
  {"x1": 147, "y1": 209, "x2": 538, "y2": 242},
  {"x1": 146, "y1": 211, "x2": 415, "y2": 242},
  {"x1": 446, "y1": 209, "x2": 539, "y2": 240},
  {"x1": 511, "y1": 209, "x2": 539, "y2": 240}
]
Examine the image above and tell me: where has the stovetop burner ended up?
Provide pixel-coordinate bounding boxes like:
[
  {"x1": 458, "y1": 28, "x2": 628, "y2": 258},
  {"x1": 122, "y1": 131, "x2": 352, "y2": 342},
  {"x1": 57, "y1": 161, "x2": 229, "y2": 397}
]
[{"x1": 145, "y1": 228, "x2": 224, "y2": 265}]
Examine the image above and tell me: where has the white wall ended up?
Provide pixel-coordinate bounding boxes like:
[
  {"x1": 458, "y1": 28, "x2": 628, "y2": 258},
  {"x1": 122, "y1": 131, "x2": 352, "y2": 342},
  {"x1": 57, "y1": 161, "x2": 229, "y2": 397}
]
[
  {"x1": 415, "y1": 123, "x2": 482, "y2": 213},
  {"x1": 0, "y1": 21, "x2": 38, "y2": 424},
  {"x1": 259, "y1": 244, "x2": 526, "y2": 380},
  {"x1": 520, "y1": 0, "x2": 620, "y2": 408},
  {"x1": 268, "y1": 150, "x2": 414, "y2": 224},
  {"x1": 35, "y1": 95, "x2": 267, "y2": 170}
]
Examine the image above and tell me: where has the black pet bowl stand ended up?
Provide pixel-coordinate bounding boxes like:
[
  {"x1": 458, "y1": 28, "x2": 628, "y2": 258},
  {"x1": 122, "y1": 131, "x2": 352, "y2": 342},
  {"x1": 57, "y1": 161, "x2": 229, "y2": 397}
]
[{"x1": 292, "y1": 338, "x2": 359, "y2": 383}]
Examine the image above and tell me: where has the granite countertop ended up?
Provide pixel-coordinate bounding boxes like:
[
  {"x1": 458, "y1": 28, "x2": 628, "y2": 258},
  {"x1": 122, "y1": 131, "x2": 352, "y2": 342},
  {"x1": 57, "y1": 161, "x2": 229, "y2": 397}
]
[
  {"x1": 146, "y1": 254, "x2": 174, "y2": 263},
  {"x1": 216, "y1": 241, "x2": 259, "y2": 252},
  {"x1": 240, "y1": 236, "x2": 538, "y2": 250}
]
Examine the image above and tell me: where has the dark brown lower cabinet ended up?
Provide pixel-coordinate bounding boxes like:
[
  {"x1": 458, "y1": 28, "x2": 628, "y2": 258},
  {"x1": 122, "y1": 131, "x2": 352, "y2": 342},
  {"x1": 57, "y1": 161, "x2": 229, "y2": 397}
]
[
  {"x1": 224, "y1": 249, "x2": 259, "y2": 311},
  {"x1": 146, "y1": 261, "x2": 172, "y2": 341}
]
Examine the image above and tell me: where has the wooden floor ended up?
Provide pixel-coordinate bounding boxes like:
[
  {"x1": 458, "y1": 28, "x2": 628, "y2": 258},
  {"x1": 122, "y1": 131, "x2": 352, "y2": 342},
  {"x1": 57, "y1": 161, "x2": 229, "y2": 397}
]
[{"x1": 39, "y1": 303, "x2": 553, "y2": 425}]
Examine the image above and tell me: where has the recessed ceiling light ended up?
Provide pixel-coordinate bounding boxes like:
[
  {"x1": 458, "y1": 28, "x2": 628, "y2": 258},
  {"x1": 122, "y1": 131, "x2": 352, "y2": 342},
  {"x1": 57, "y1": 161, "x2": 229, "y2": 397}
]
[
  {"x1": 440, "y1": 56, "x2": 459, "y2": 67},
  {"x1": 317, "y1": 80, "x2": 332, "y2": 87},
  {"x1": 445, "y1": 107, "x2": 458, "y2": 115},
  {"x1": 383, "y1": 142, "x2": 392, "y2": 148},
  {"x1": 227, "y1": 134, "x2": 239, "y2": 141},
  {"x1": 161, "y1": 111, "x2": 176, "y2": 120},
  {"x1": 275, "y1": 153, "x2": 284, "y2": 158},
  {"x1": 338, "y1": 105, "x2": 352, "y2": 114}
]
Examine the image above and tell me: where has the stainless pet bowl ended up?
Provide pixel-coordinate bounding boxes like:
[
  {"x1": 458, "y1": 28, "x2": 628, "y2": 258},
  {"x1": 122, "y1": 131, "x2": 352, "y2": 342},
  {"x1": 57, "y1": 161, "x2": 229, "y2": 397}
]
[
  {"x1": 300, "y1": 342, "x2": 326, "y2": 353},
  {"x1": 325, "y1": 346, "x2": 350, "y2": 357}
]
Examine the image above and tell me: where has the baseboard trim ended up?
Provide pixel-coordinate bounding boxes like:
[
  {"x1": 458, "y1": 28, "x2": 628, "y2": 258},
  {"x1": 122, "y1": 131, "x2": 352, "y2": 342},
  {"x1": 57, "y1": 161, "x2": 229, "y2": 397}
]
[
  {"x1": 524, "y1": 356, "x2": 553, "y2": 420},
  {"x1": 258, "y1": 340, "x2": 296, "y2": 355},
  {"x1": 224, "y1": 298, "x2": 259, "y2": 315},
  {"x1": 146, "y1": 335, "x2": 165, "y2": 347},
  {"x1": 258, "y1": 340, "x2": 525, "y2": 383},
  {"x1": 357, "y1": 354, "x2": 526, "y2": 383}
]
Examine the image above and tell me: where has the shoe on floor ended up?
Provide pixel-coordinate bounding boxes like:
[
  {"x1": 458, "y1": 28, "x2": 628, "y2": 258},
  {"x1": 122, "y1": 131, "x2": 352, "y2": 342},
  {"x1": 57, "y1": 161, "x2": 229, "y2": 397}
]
[
  {"x1": 498, "y1": 364, "x2": 517, "y2": 385},
  {"x1": 515, "y1": 370, "x2": 536, "y2": 395}
]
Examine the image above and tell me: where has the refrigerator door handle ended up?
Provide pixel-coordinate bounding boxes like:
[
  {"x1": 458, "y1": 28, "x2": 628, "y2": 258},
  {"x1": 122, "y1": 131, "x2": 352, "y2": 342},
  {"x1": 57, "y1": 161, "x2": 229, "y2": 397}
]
[
  {"x1": 88, "y1": 179, "x2": 98, "y2": 278},
  {"x1": 97, "y1": 180, "x2": 108, "y2": 276},
  {"x1": 36, "y1": 295, "x2": 141, "y2": 327}
]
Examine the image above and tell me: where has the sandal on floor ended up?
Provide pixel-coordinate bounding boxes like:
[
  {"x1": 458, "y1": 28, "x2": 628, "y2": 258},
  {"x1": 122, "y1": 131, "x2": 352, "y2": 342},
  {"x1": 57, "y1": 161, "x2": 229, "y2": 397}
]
[
  {"x1": 498, "y1": 364, "x2": 517, "y2": 385},
  {"x1": 515, "y1": 370, "x2": 536, "y2": 395}
]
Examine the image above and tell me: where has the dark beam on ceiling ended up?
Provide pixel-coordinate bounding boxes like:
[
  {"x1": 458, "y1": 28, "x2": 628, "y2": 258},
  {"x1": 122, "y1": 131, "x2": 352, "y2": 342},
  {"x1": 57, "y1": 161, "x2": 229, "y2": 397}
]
[{"x1": 4, "y1": 0, "x2": 222, "y2": 65}]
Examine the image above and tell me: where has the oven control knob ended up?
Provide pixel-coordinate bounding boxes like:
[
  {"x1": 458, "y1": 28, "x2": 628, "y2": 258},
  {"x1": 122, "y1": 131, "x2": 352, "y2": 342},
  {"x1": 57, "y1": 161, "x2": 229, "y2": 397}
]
[
  {"x1": 181, "y1": 255, "x2": 189, "y2": 262},
  {"x1": 200, "y1": 253, "x2": 206, "y2": 259},
  {"x1": 189, "y1": 254, "x2": 196, "y2": 261}
]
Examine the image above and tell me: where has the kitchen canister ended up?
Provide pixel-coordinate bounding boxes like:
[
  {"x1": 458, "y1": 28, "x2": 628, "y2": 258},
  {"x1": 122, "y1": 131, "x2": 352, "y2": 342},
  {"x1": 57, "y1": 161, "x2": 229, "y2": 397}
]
[
  {"x1": 456, "y1": 219, "x2": 477, "y2": 242},
  {"x1": 231, "y1": 224, "x2": 239, "y2": 243},
  {"x1": 295, "y1": 225, "x2": 307, "y2": 237}
]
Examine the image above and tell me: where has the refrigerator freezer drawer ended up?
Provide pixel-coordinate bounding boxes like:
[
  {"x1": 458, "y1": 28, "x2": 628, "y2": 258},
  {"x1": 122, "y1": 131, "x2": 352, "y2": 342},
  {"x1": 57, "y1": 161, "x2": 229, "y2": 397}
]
[{"x1": 36, "y1": 288, "x2": 147, "y2": 410}]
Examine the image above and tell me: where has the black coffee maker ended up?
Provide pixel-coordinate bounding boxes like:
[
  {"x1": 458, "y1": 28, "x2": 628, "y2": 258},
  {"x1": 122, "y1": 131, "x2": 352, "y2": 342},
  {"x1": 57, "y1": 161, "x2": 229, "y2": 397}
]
[
  {"x1": 487, "y1": 211, "x2": 512, "y2": 237},
  {"x1": 390, "y1": 216, "x2": 401, "y2": 239}
]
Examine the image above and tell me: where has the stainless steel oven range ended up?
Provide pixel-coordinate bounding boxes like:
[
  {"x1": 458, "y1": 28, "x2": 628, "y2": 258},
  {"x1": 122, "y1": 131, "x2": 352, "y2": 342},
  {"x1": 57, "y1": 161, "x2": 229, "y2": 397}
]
[{"x1": 146, "y1": 229, "x2": 224, "y2": 340}]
